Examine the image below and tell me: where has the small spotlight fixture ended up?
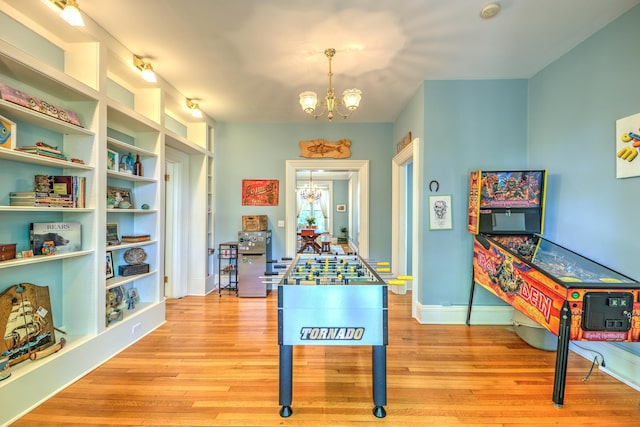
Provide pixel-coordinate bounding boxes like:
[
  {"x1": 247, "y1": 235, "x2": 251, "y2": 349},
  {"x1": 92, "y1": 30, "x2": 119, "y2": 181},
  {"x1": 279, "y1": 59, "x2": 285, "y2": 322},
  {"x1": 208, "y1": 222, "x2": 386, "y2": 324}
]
[
  {"x1": 480, "y1": 2, "x2": 501, "y2": 19},
  {"x1": 186, "y1": 99, "x2": 203, "y2": 118},
  {"x1": 133, "y1": 55, "x2": 157, "y2": 83},
  {"x1": 51, "y1": 0, "x2": 85, "y2": 26}
]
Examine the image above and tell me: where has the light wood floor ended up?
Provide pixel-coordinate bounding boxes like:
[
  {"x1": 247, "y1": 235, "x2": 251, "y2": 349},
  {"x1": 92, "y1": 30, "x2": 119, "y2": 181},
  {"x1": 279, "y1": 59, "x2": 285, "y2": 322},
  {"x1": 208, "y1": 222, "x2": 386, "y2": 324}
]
[{"x1": 13, "y1": 291, "x2": 639, "y2": 426}]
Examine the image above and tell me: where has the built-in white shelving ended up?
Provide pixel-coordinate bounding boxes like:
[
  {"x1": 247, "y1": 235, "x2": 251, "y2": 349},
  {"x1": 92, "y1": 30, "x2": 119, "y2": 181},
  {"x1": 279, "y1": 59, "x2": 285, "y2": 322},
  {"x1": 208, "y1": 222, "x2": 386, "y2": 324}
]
[{"x1": 0, "y1": 2, "x2": 215, "y2": 424}]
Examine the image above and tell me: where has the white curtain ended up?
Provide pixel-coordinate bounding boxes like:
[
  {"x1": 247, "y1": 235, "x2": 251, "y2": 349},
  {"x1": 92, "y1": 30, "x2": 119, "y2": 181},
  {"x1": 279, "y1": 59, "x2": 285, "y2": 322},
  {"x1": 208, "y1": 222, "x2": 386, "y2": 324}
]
[{"x1": 320, "y1": 189, "x2": 328, "y2": 222}]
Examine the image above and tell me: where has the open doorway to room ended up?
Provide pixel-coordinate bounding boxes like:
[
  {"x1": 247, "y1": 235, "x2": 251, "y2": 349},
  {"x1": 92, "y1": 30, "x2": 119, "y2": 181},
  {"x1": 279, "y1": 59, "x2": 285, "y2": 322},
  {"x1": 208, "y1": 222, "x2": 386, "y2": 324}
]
[
  {"x1": 392, "y1": 138, "x2": 422, "y2": 320},
  {"x1": 285, "y1": 160, "x2": 370, "y2": 259},
  {"x1": 165, "y1": 146, "x2": 190, "y2": 298}
]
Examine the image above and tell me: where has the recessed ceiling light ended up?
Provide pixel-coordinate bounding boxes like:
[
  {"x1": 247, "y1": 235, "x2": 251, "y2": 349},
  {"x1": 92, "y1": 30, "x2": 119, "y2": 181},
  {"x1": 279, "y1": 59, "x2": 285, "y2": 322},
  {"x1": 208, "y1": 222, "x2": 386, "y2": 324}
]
[{"x1": 480, "y1": 2, "x2": 501, "y2": 19}]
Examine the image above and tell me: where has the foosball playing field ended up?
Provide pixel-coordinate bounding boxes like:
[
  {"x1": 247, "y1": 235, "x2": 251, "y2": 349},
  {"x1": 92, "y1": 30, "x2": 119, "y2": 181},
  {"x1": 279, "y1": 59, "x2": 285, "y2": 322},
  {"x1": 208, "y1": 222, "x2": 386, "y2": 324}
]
[{"x1": 281, "y1": 254, "x2": 382, "y2": 285}]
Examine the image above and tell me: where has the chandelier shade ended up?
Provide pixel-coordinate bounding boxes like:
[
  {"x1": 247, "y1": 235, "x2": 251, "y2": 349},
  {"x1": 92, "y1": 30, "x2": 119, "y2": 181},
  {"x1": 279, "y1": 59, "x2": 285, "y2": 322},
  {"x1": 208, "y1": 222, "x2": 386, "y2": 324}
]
[
  {"x1": 299, "y1": 48, "x2": 362, "y2": 120},
  {"x1": 299, "y1": 91, "x2": 318, "y2": 112}
]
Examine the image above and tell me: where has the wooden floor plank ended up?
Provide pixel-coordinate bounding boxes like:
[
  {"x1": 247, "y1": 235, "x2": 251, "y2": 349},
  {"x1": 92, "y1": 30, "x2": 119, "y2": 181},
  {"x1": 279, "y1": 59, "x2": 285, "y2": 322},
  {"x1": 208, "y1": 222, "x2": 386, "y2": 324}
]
[{"x1": 11, "y1": 291, "x2": 640, "y2": 426}]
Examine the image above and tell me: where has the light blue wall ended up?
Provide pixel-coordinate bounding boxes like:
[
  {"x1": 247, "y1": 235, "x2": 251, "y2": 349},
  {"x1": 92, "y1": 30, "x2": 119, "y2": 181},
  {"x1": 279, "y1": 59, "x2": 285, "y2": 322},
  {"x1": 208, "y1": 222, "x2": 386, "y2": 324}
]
[
  {"x1": 393, "y1": 79, "x2": 528, "y2": 305},
  {"x1": 529, "y1": 5, "x2": 640, "y2": 355},
  {"x1": 214, "y1": 122, "x2": 393, "y2": 261},
  {"x1": 421, "y1": 80, "x2": 529, "y2": 305},
  {"x1": 393, "y1": 81, "x2": 424, "y2": 147}
]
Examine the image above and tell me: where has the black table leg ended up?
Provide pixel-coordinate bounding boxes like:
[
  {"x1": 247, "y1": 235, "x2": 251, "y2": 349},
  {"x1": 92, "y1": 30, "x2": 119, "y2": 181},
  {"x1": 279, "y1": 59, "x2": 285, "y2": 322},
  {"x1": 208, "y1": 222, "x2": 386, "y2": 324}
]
[
  {"x1": 279, "y1": 344, "x2": 293, "y2": 417},
  {"x1": 372, "y1": 345, "x2": 387, "y2": 418},
  {"x1": 553, "y1": 301, "x2": 571, "y2": 407}
]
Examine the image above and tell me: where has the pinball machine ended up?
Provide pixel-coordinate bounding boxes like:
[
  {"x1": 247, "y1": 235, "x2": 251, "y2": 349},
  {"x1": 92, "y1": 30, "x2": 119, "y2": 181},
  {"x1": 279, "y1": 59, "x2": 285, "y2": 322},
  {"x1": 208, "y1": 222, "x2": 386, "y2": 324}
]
[{"x1": 466, "y1": 170, "x2": 640, "y2": 407}]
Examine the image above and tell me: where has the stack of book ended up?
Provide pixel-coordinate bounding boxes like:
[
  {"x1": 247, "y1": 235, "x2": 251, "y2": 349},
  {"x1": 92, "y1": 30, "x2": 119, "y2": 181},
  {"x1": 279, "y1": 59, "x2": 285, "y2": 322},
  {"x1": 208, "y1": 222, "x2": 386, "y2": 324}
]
[
  {"x1": 17, "y1": 142, "x2": 68, "y2": 161},
  {"x1": 120, "y1": 234, "x2": 151, "y2": 243},
  {"x1": 9, "y1": 192, "x2": 43, "y2": 207},
  {"x1": 9, "y1": 175, "x2": 86, "y2": 208},
  {"x1": 9, "y1": 192, "x2": 75, "y2": 207}
]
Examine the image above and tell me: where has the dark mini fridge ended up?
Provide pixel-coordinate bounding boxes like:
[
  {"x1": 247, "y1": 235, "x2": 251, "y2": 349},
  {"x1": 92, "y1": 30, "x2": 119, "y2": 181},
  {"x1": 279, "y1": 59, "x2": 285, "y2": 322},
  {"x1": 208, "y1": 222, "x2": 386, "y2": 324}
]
[{"x1": 237, "y1": 230, "x2": 272, "y2": 297}]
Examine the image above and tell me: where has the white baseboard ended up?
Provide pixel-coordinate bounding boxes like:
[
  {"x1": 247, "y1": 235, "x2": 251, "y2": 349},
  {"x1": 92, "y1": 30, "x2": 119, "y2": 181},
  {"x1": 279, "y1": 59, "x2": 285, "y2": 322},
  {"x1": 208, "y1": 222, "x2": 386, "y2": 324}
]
[
  {"x1": 569, "y1": 342, "x2": 640, "y2": 391},
  {"x1": 417, "y1": 303, "x2": 514, "y2": 325}
]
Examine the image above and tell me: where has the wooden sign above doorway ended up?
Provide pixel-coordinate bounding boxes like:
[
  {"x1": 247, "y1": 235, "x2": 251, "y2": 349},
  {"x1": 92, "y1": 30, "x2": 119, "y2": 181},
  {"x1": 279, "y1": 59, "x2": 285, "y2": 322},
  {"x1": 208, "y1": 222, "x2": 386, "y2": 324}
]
[{"x1": 299, "y1": 138, "x2": 351, "y2": 158}]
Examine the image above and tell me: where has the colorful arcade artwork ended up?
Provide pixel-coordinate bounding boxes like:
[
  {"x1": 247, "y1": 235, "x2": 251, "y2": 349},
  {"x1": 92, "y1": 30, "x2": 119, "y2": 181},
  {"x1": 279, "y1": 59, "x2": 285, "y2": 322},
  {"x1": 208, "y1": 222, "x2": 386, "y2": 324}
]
[
  {"x1": 615, "y1": 112, "x2": 640, "y2": 178},
  {"x1": 479, "y1": 170, "x2": 544, "y2": 208}
]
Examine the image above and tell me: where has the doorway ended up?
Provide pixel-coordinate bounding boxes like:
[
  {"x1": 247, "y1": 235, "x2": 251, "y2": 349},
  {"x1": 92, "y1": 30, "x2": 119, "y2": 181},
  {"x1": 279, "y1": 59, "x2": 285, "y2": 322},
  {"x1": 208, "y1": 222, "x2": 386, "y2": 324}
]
[
  {"x1": 391, "y1": 138, "x2": 422, "y2": 320},
  {"x1": 165, "y1": 146, "x2": 190, "y2": 298},
  {"x1": 285, "y1": 160, "x2": 369, "y2": 259}
]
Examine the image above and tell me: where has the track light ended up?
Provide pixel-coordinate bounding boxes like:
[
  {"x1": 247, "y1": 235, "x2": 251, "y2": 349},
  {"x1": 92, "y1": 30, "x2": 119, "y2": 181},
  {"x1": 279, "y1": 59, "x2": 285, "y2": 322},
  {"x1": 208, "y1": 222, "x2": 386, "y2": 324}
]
[
  {"x1": 51, "y1": 0, "x2": 85, "y2": 26},
  {"x1": 186, "y1": 99, "x2": 203, "y2": 118},
  {"x1": 133, "y1": 55, "x2": 157, "y2": 83}
]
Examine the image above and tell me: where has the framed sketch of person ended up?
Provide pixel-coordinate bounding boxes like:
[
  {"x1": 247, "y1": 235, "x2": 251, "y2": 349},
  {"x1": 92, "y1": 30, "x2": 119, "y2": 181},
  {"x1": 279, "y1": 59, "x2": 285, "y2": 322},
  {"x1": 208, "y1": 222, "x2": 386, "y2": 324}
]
[{"x1": 428, "y1": 194, "x2": 452, "y2": 230}]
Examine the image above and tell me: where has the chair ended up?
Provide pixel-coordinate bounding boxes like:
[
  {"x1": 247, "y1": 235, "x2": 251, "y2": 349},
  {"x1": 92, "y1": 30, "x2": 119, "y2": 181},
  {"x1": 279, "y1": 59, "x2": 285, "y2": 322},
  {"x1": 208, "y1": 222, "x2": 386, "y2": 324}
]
[{"x1": 320, "y1": 234, "x2": 332, "y2": 253}]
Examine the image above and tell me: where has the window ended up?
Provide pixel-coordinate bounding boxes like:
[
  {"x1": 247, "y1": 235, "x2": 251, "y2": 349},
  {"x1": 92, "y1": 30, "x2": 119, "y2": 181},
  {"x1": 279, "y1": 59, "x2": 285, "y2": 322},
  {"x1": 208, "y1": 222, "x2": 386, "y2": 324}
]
[{"x1": 296, "y1": 185, "x2": 331, "y2": 233}]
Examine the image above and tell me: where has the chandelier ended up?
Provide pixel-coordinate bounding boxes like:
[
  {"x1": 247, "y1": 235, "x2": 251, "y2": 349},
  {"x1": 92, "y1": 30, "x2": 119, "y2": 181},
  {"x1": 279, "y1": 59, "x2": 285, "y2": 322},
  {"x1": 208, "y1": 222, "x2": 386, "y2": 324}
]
[
  {"x1": 299, "y1": 171, "x2": 322, "y2": 203},
  {"x1": 299, "y1": 48, "x2": 362, "y2": 120}
]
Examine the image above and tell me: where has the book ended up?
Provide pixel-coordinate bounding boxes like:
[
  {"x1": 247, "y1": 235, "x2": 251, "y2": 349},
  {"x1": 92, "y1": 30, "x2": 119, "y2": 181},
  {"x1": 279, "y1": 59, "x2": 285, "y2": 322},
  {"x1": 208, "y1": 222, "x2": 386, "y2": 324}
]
[
  {"x1": 32, "y1": 175, "x2": 86, "y2": 208},
  {"x1": 120, "y1": 234, "x2": 151, "y2": 243},
  {"x1": 18, "y1": 148, "x2": 69, "y2": 160},
  {"x1": 30, "y1": 222, "x2": 81, "y2": 255},
  {"x1": 20, "y1": 145, "x2": 62, "y2": 154}
]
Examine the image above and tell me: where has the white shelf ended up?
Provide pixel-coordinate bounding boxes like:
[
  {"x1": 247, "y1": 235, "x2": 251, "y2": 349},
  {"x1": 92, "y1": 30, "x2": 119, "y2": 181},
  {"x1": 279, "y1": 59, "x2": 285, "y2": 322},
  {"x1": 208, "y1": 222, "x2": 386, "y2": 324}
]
[
  {"x1": 0, "y1": 147, "x2": 94, "y2": 169},
  {"x1": 0, "y1": 99, "x2": 94, "y2": 136},
  {"x1": 106, "y1": 271, "x2": 157, "y2": 290},
  {"x1": 0, "y1": 206, "x2": 93, "y2": 212},
  {"x1": 104, "y1": 301, "x2": 156, "y2": 328},
  {"x1": 0, "y1": 249, "x2": 94, "y2": 269},
  {"x1": 107, "y1": 137, "x2": 157, "y2": 158},
  {"x1": 0, "y1": 333, "x2": 92, "y2": 383},
  {"x1": 106, "y1": 169, "x2": 156, "y2": 182},
  {"x1": 106, "y1": 240, "x2": 157, "y2": 251},
  {"x1": 106, "y1": 208, "x2": 158, "y2": 214}
]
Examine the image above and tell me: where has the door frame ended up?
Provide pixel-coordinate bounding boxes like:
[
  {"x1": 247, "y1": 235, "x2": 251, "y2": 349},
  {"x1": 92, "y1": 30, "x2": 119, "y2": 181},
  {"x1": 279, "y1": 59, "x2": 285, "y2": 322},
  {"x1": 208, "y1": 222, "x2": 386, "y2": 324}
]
[
  {"x1": 285, "y1": 159, "x2": 369, "y2": 259},
  {"x1": 164, "y1": 146, "x2": 190, "y2": 298},
  {"x1": 391, "y1": 138, "x2": 422, "y2": 319}
]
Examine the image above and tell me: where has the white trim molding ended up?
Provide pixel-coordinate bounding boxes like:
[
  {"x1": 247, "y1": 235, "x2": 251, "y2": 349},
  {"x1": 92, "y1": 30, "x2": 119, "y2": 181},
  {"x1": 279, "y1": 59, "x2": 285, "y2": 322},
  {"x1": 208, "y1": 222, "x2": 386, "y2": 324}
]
[{"x1": 417, "y1": 304, "x2": 515, "y2": 325}]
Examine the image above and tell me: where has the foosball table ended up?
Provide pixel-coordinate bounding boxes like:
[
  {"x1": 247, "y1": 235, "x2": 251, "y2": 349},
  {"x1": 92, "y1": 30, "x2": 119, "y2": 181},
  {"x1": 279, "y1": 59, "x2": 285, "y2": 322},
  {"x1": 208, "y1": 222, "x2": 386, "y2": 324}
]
[{"x1": 277, "y1": 253, "x2": 388, "y2": 418}]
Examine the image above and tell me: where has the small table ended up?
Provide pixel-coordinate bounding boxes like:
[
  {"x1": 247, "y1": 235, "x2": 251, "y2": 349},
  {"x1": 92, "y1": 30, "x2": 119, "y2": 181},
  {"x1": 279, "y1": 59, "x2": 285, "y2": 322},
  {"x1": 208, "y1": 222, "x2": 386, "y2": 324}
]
[{"x1": 297, "y1": 230, "x2": 321, "y2": 254}]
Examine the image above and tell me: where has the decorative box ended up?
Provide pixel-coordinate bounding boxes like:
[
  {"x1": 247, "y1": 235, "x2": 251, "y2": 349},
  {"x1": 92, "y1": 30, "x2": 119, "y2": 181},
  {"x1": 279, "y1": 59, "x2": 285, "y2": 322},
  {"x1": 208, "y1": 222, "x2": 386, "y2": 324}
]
[
  {"x1": 118, "y1": 263, "x2": 150, "y2": 277},
  {"x1": 242, "y1": 215, "x2": 268, "y2": 231},
  {"x1": 0, "y1": 243, "x2": 17, "y2": 261},
  {"x1": 0, "y1": 83, "x2": 82, "y2": 127}
]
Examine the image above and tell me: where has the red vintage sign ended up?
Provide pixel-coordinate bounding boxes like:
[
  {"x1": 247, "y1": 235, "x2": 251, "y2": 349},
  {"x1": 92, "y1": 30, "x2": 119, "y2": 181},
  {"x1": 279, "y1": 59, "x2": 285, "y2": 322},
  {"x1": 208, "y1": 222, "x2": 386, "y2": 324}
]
[{"x1": 241, "y1": 179, "x2": 279, "y2": 206}]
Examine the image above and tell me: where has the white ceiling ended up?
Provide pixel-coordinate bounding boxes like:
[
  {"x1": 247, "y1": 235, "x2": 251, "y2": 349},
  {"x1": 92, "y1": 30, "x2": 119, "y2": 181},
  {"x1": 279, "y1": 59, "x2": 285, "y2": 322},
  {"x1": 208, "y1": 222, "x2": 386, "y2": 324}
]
[{"x1": 12, "y1": 0, "x2": 640, "y2": 123}]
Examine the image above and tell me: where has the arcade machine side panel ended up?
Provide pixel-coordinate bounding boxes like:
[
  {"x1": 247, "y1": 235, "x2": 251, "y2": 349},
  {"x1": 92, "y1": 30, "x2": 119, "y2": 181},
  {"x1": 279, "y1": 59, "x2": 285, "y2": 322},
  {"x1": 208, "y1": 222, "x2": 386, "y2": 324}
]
[
  {"x1": 472, "y1": 234, "x2": 567, "y2": 336},
  {"x1": 474, "y1": 234, "x2": 640, "y2": 342}
]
